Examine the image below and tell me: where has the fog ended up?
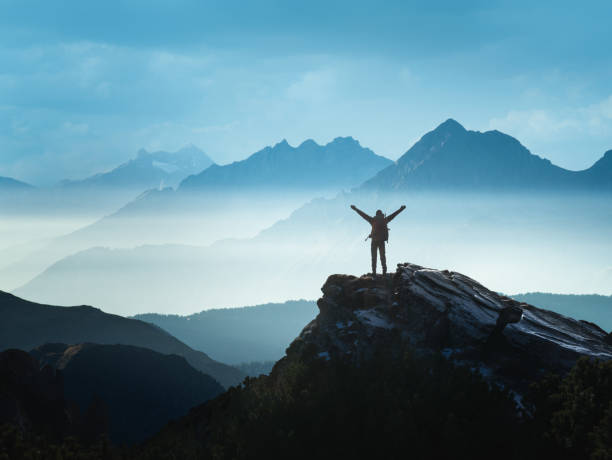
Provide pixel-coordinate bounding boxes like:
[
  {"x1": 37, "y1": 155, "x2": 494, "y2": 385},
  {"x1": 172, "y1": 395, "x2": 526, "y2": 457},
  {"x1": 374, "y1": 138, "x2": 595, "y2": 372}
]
[
  {"x1": 4, "y1": 190, "x2": 611, "y2": 316},
  {"x1": 0, "y1": 188, "x2": 343, "y2": 291}
]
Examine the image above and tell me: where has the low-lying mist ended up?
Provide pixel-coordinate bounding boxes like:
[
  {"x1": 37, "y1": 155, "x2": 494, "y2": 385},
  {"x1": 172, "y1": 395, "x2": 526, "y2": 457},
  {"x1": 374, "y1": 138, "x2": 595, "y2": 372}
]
[
  {"x1": 0, "y1": 189, "x2": 329, "y2": 291},
  {"x1": 8, "y1": 191, "x2": 612, "y2": 317}
]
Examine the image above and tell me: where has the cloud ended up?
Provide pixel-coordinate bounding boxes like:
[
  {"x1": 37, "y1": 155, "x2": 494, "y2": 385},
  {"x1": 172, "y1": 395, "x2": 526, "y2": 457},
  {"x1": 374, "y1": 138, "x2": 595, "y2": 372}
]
[
  {"x1": 286, "y1": 69, "x2": 336, "y2": 102},
  {"x1": 490, "y1": 94, "x2": 612, "y2": 137},
  {"x1": 62, "y1": 121, "x2": 90, "y2": 135},
  {"x1": 1, "y1": 1, "x2": 611, "y2": 184},
  {"x1": 488, "y1": 94, "x2": 612, "y2": 168},
  {"x1": 192, "y1": 121, "x2": 240, "y2": 135}
]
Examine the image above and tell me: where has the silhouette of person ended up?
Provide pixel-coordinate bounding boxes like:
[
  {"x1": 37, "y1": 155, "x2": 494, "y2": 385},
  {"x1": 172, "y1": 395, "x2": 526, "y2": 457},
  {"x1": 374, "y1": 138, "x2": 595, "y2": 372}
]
[{"x1": 351, "y1": 204, "x2": 406, "y2": 276}]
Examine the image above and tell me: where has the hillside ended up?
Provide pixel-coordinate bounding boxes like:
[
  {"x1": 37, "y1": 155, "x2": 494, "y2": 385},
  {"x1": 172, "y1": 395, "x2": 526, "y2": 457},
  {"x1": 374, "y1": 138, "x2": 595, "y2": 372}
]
[
  {"x1": 134, "y1": 300, "x2": 318, "y2": 364},
  {"x1": 31, "y1": 343, "x2": 223, "y2": 444},
  {"x1": 136, "y1": 264, "x2": 612, "y2": 459},
  {"x1": 0, "y1": 290, "x2": 244, "y2": 388}
]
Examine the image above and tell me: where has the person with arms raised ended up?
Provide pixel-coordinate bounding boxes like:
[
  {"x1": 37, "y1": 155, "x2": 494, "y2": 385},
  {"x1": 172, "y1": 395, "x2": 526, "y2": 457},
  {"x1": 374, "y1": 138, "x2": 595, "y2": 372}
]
[{"x1": 351, "y1": 204, "x2": 406, "y2": 277}]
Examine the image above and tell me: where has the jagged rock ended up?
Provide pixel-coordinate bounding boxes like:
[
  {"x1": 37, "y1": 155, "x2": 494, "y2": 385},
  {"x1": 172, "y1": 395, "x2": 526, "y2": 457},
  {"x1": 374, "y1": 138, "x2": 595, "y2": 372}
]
[{"x1": 289, "y1": 263, "x2": 612, "y2": 394}]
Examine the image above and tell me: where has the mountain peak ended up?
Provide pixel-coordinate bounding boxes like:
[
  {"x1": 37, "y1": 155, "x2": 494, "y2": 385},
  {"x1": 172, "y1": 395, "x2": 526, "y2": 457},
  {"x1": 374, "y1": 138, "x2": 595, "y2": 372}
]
[
  {"x1": 434, "y1": 118, "x2": 466, "y2": 133},
  {"x1": 274, "y1": 139, "x2": 290, "y2": 149},
  {"x1": 298, "y1": 139, "x2": 318, "y2": 148},
  {"x1": 294, "y1": 263, "x2": 611, "y2": 394},
  {"x1": 329, "y1": 136, "x2": 361, "y2": 147},
  {"x1": 179, "y1": 134, "x2": 392, "y2": 190}
]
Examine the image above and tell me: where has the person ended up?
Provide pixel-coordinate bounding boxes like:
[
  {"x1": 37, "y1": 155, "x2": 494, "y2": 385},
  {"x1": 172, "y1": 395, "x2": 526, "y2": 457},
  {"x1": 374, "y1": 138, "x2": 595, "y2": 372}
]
[{"x1": 350, "y1": 204, "x2": 406, "y2": 276}]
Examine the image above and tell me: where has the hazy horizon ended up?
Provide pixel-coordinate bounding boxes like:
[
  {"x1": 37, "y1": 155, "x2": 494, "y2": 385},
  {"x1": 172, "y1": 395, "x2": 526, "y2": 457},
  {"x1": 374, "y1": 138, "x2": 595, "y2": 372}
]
[
  {"x1": 1, "y1": 1, "x2": 611, "y2": 322},
  {"x1": 2, "y1": 1, "x2": 612, "y2": 185}
]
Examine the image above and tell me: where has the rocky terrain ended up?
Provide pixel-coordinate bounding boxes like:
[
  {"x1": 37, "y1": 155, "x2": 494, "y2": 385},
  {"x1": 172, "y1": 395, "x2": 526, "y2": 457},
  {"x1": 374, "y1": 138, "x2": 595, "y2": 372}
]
[
  {"x1": 134, "y1": 263, "x2": 612, "y2": 459},
  {"x1": 292, "y1": 263, "x2": 612, "y2": 395}
]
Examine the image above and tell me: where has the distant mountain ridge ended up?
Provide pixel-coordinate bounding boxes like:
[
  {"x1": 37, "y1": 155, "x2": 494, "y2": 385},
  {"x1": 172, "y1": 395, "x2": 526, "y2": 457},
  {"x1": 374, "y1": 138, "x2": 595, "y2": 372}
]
[
  {"x1": 0, "y1": 136, "x2": 393, "y2": 281},
  {"x1": 134, "y1": 300, "x2": 318, "y2": 364},
  {"x1": 364, "y1": 119, "x2": 612, "y2": 191},
  {"x1": 0, "y1": 175, "x2": 33, "y2": 190},
  {"x1": 511, "y1": 292, "x2": 612, "y2": 331},
  {"x1": 60, "y1": 144, "x2": 214, "y2": 190},
  {"x1": 180, "y1": 137, "x2": 392, "y2": 191},
  {"x1": 0, "y1": 290, "x2": 244, "y2": 388}
]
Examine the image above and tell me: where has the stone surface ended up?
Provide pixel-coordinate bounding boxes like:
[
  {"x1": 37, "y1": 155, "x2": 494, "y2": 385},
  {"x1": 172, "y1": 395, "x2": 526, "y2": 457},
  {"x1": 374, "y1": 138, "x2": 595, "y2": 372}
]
[{"x1": 287, "y1": 263, "x2": 612, "y2": 395}]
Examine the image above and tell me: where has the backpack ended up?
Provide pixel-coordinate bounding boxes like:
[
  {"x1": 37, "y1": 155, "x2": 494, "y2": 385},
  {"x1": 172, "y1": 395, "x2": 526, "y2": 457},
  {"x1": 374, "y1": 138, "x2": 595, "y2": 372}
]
[{"x1": 371, "y1": 214, "x2": 389, "y2": 242}]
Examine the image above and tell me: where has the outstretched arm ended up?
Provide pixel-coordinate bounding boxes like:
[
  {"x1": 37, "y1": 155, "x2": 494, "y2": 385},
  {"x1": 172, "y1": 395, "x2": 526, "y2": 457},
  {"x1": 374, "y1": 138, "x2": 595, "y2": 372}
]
[
  {"x1": 386, "y1": 205, "x2": 406, "y2": 223},
  {"x1": 350, "y1": 205, "x2": 372, "y2": 223}
]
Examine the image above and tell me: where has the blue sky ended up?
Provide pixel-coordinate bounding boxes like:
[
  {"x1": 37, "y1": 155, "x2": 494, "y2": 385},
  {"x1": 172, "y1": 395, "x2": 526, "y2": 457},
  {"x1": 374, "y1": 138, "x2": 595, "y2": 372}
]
[{"x1": 1, "y1": 0, "x2": 611, "y2": 185}]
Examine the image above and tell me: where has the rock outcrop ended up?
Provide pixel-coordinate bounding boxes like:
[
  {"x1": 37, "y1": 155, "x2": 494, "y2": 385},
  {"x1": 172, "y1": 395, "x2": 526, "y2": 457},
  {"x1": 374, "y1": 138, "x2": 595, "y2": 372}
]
[
  {"x1": 288, "y1": 263, "x2": 612, "y2": 395},
  {"x1": 135, "y1": 264, "x2": 612, "y2": 459}
]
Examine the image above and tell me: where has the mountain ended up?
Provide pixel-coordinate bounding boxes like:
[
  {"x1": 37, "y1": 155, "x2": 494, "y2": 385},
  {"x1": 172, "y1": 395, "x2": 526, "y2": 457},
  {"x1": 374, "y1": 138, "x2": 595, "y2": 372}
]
[
  {"x1": 0, "y1": 146, "x2": 214, "y2": 221},
  {"x1": 580, "y1": 149, "x2": 612, "y2": 188},
  {"x1": 15, "y1": 188, "x2": 612, "y2": 316},
  {"x1": 179, "y1": 137, "x2": 392, "y2": 191},
  {"x1": 135, "y1": 264, "x2": 612, "y2": 459},
  {"x1": 60, "y1": 144, "x2": 214, "y2": 190},
  {"x1": 134, "y1": 300, "x2": 318, "y2": 364},
  {"x1": 0, "y1": 137, "x2": 388, "y2": 291},
  {"x1": 0, "y1": 349, "x2": 69, "y2": 438},
  {"x1": 0, "y1": 176, "x2": 33, "y2": 191},
  {"x1": 8, "y1": 122, "x2": 612, "y2": 312},
  {"x1": 11, "y1": 243, "x2": 327, "y2": 314},
  {"x1": 30, "y1": 343, "x2": 224, "y2": 444},
  {"x1": 511, "y1": 292, "x2": 612, "y2": 331},
  {"x1": 363, "y1": 119, "x2": 611, "y2": 191},
  {"x1": 0, "y1": 290, "x2": 244, "y2": 388}
]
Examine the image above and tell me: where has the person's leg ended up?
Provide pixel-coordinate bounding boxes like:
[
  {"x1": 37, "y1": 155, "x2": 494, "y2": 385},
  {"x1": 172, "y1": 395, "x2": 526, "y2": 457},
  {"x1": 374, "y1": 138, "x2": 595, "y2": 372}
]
[
  {"x1": 370, "y1": 240, "x2": 377, "y2": 275},
  {"x1": 380, "y1": 241, "x2": 387, "y2": 275}
]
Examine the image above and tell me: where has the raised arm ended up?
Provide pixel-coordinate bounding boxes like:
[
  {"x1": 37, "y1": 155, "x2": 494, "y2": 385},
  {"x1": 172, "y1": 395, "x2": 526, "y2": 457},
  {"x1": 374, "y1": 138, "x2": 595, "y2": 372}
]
[
  {"x1": 350, "y1": 205, "x2": 372, "y2": 223},
  {"x1": 385, "y1": 205, "x2": 406, "y2": 223}
]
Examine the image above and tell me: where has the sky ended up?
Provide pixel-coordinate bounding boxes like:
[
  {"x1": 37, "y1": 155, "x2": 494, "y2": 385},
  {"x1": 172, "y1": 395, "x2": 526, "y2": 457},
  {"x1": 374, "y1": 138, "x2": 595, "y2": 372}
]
[{"x1": 1, "y1": 0, "x2": 611, "y2": 185}]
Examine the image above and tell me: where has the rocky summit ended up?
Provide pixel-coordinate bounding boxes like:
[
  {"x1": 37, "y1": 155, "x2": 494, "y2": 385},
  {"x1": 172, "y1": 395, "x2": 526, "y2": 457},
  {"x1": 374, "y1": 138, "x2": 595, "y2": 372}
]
[
  {"x1": 289, "y1": 263, "x2": 612, "y2": 395},
  {"x1": 135, "y1": 263, "x2": 612, "y2": 459}
]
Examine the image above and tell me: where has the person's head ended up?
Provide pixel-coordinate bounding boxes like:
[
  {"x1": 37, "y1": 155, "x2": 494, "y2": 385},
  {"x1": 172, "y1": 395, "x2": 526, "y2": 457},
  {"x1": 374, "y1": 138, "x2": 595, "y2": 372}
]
[{"x1": 375, "y1": 210, "x2": 383, "y2": 217}]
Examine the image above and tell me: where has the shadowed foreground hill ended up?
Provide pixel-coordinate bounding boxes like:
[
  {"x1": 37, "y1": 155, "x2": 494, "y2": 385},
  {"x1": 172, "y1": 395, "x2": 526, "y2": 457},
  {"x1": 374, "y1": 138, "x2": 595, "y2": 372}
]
[
  {"x1": 0, "y1": 290, "x2": 244, "y2": 388},
  {"x1": 31, "y1": 343, "x2": 224, "y2": 444},
  {"x1": 0, "y1": 349, "x2": 68, "y2": 437},
  {"x1": 136, "y1": 264, "x2": 612, "y2": 460}
]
